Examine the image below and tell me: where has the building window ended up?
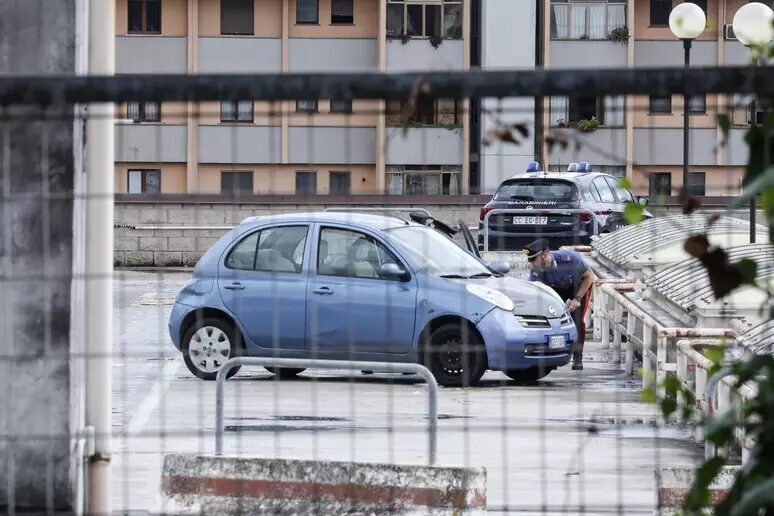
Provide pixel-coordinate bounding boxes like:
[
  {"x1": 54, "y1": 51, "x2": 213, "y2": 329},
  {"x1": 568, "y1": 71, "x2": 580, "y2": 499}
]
[
  {"x1": 127, "y1": 101, "x2": 160, "y2": 122},
  {"x1": 649, "y1": 172, "x2": 672, "y2": 197},
  {"x1": 687, "y1": 172, "x2": 706, "y2": 196},
  {"x1": 128, "y1": 169, "x2": 161, "y2": 194},
  {"x1": 221, "y1": 171, "x2": 254, "y2": 195},
  {"x1": 550, "y1": 0, "x2": 626, "y2": 40},
  {"x1": 221, "y1": 0, "x2": 254, "y2": 35},
  {"x1": 329, "y1": 171, "x2": 351, "y2": 195},
  {"x1": 650, "y1": 0, "x2": 671, "y2": 26},
  {"x1": 549, "y1": 96, "x2": 625, "y2": 126},
  {"x1": 331, "y1": 0, "x2": 354, "y2": 24},
  {"x1": 688, "y1": 95, "x2": 706, "y2": 114},
  {"x1": 730, "y1": 95, "x2": 771, "y2": 125},
  {"x1": 386, "y1": 1, "x2": 462, "y2": 39},
  {"x1": 330, "y1": 99, "x2": 353, "y2": 114},
  {"x1": 296, "y1": 171, "x2": 317, "y2": 194},
  {"x1": 296, "y1": 100, "x2": 318, "y2": 113},
  {"x1": 649, "y1": 95, "x2": 672, "y2": 114},
  {"x1": 128, "y1": 0, "x2": 161, "y2": 33},
  {"x1": 386, "y1": 98, "x2": 462, "y2": 126},
  {"x1": 221, "y1": 100, "x2": 253, "y2": 122},
  {"x1": 297, "y1": 0, "x2": 318, "y2": 24},
  {"x1": 694, "y1": 0, "x2": 708, "y2": 13},
  {"x1": 387, "y1": 166, "x2": 460, "y2": 195}
]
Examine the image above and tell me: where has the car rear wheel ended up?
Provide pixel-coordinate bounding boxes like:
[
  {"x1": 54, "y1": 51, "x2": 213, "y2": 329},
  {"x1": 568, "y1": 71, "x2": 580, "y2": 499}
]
[
  {"x1": 182, "y1": 318, "x2": 241, "y2": 381},
  {"x1": 424, "y1": 323, "x2": 487, "y2": 387},
  {"x1": 503, "y1": 367, "x2": 553, "y2": 384},
  {"x1": 264, "y1": 367, "x2": 306, "y2": 379}
]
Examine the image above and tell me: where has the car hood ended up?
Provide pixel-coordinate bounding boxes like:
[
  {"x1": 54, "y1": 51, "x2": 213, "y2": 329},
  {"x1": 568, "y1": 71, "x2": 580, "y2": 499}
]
[{"x1": 464, "y1": 276, "x2": 568, "y2": 318}]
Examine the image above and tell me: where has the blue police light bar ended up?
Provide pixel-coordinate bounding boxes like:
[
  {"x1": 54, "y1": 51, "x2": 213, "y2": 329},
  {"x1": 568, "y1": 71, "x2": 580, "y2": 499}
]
[
  {"x1": 578, "y1": 161, "x2": 592, "y2": 172},
  {"x1": 526, "y1": 161, "x2": 540, "y2": 172},
  {"x1": 567, "y1": 162, "x2": 579, "y2": 172}
]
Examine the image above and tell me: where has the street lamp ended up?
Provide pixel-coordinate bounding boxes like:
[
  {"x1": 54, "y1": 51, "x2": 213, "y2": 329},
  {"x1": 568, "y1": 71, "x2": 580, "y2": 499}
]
[
  {"x1": 732, "y1": 2, "x2": 774, "y2": 243},
  {"x1": 669, "y1": 3, "x2": 706, "y2": 203}
]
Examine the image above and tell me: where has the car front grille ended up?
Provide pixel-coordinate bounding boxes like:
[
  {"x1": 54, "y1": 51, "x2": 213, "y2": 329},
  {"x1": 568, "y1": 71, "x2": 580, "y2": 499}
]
[{"x1": 515, "y1": 315, "x2": 550, "y2": 328}]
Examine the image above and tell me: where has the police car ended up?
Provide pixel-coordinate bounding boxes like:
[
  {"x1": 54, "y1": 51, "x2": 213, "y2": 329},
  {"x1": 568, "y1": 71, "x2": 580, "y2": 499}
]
[{"x1": 479, "y1": 162, "x2": 652, "y2": 251}]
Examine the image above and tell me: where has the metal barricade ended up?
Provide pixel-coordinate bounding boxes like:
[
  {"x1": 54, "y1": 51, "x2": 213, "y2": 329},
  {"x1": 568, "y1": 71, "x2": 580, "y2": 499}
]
[
  {"x1": 482, "y1": 208, "x2": 601, "y2": 252},
  {"x1": 215, "y1": 357, "x2": 439, "y2": 464}
]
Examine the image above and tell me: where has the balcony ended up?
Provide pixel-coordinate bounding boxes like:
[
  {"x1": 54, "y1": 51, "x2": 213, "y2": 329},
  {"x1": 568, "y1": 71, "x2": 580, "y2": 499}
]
[
  {"x1": 385, "y1": 127, "x2": 463, "y2": 165},
  {"x1": 549, "y1": 41, "x2": 627, "y2": 69},
  {"x1": 548, "y1": 127, "x2": 626, "y2": 167},
  {"x1": 116, "y1": 37, "x2": 187, "y2": 74},
  {"x1": 115, "y1": 124, "x2": 187, "y2": 162},
  {"x1": 386, "y1": 39, "x2": 464, "y2": 72}
]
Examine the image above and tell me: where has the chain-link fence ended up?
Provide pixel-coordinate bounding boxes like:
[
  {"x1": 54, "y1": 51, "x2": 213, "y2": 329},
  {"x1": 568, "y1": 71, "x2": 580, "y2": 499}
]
[{"x1": 2, "y1": 7, "x2": 774, "y2": 513}]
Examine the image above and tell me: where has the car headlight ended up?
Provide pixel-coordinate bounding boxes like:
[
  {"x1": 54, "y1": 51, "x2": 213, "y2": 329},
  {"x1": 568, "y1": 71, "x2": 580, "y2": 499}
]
[{"x1": 466, "y1": 284, "x2": 515, "y2": 311}]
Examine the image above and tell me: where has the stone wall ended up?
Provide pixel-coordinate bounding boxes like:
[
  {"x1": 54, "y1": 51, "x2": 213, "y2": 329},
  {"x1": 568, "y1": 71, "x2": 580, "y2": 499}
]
[
  {"x1": 114, "y1": 197, "x2": 763, "y2": 268},
  {"x1": 114, "y1": 199, "x2": 487, "y2": 267}
]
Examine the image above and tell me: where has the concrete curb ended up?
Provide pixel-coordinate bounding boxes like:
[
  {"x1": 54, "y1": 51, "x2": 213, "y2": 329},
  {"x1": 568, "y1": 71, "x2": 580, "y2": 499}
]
[
  {"x1": 160, "y1": 454, "x2": 486, "y2": 515},
  {"x1": 656, "y1": 465, "x2": 739, "y2": 512}
]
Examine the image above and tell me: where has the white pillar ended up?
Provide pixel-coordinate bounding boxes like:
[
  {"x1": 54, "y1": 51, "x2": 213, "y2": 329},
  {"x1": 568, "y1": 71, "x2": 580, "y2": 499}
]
[{"x1": 85, "y1": 0, "x2": 115, "y2": 513}]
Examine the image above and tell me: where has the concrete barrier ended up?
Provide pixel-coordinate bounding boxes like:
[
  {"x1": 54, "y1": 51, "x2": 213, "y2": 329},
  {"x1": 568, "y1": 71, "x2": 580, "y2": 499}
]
[
  {"x1": 160, "y1": 454, "x2": 487, "y2": 515},
  {"x1": 656, "y1": 465, "x2": 739, "y2": 511}
]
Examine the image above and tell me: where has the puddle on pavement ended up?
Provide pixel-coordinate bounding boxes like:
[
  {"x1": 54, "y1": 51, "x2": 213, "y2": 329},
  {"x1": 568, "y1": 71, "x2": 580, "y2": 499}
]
[
  {"x1": 228, "y1": 415, "x2": 350, "y2": 422},
  {"x1": 544, "y1": 416, "x2": 694, "y2": 441},
  {"x1": 225, "y1": 424, "x2": 340, "y2": 433}
]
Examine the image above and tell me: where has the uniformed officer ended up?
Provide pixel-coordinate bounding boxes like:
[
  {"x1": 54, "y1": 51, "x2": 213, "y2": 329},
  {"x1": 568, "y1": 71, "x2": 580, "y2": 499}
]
[{"x1": 523, "y1": 238, "x2": 595, "y2": 370}]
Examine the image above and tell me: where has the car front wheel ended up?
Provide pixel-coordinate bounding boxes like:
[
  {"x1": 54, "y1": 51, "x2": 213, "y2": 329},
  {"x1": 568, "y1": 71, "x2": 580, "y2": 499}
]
[
  {"x1": 424, "y1": 323, "x2": 487, "y2": 387},
  {"x1": 182, "y1": 318, "x2": 241, "y2": 381}
]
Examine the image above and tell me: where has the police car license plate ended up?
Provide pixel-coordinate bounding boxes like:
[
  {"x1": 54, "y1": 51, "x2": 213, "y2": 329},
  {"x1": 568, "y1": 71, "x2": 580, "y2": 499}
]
[
  {"x1": 549, "y1": 335, "x2": 565, "y2": 350},
  {"x1": 513, "y1": 216, "x2": 548, "y2": 225}
]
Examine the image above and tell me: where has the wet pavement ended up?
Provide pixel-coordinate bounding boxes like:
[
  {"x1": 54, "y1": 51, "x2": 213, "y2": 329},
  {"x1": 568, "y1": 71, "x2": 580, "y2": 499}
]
[{"x1": 111, "y1": 270, "x2": 702, "y2": 515}]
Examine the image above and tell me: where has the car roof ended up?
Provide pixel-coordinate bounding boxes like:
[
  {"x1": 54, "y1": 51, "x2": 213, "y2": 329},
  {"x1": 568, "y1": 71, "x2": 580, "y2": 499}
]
[
  {"x1": 239, "y1": 211, "x2": 415, "y2": 231},
  {"x1": 503, "y1": 171, "x2": 609, "y2": 185}
]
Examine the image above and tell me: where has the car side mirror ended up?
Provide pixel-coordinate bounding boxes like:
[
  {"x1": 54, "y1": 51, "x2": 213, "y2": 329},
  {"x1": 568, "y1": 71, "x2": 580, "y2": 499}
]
[
  {"x1": 637, "y1": 196, "x2": 649, "y2": 206},
  {"x1": 380, "y1": 263, "x2": 410, "y2": 281},
  {"x1": 487, "y1": 260, "x2": 511, "y2": 275}
]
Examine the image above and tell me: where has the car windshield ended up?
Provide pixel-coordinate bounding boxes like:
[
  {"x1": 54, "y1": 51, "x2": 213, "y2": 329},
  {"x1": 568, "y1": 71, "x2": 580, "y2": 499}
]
[
  {"x1": 494, "y1": 179, "x2": 577, "y2": 202},
  {"x1": 384, "y1": 225, "x2": 491, "y2": 278}
]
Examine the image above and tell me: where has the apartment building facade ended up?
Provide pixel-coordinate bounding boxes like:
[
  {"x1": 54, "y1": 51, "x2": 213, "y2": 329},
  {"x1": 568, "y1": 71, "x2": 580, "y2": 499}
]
[
  {"x1": 115, "y1": 0, "x2": 471, "y2": 196},
  {"x1": 541, "y1": 0, "x2": 755, "y2": 197}
]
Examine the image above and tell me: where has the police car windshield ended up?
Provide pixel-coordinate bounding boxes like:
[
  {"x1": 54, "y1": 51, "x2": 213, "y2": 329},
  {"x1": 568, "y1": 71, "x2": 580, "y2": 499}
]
[{"x1": 494, "y1": 179, "x2": 577, "y2": 202}]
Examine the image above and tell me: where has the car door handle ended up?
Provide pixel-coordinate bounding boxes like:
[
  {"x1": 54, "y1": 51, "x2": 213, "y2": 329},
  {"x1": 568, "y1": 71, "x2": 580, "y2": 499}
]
[
  {"x1": 313, "y1": 286, "x2": 334, "y2": 295},
  {"x1": 224, "y1": 282, "x2": 245, "y2": 291}
]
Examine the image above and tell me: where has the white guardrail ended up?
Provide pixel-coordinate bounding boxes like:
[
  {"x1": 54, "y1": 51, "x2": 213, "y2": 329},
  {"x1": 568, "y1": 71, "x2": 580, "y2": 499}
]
[
  {"x1": 592, "y1": 282, "x2": 736, "y2": 392},
  {"x1": 676, "y1": 339, "x2": 757, "y2": 461},
  {"x1": 592, "y1": 280, "x2": 756, "y2": 460}
]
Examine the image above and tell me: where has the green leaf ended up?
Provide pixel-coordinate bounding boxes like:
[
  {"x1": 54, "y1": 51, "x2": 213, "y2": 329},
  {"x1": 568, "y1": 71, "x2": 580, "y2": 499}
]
[
  {"x1": 623, "y1": 202, "x2": 645, "y2": 224},
  {"x1": 717, "y1": 114, "x2": 730, "y2": 146},
  {"x1": 729, "y1": 478, "x2": 774, "y2": 516},
  {"x1": 663, "y1": 374, "x2": 682, "y2": 397},
  {"x1": 661, "y1": 397, "x2": 677, "y2": 418},
  {"x1": 702, "y1": 346, "x2": 724, "y2": 366},
  {"x1": 736, "y1": 258, "x2": 758, "y2": 285},
  {"x1": 682, "y1": 456, "x2": 726, "y2": 511},
  {"x1": 640, "y1": 387, "x2": 657, "y2": 403},
  {"x1": 706, "y1": 406, "x2": 737, "y2": 447},
  {"x1": 727, "y1": 166, "x2": 774, "y2": 211},
  {"x1": 619, "y1": 177, "x2": 632, "y2": 189}
]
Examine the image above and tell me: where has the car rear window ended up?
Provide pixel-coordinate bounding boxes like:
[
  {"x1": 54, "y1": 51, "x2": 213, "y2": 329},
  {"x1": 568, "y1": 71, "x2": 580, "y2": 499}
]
[{"x1": 494, "y1": 180, "x2": 577, "y2": 202}]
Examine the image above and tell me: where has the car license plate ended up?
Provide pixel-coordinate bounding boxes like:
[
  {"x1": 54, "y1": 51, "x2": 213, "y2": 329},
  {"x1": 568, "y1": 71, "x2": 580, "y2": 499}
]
[
  {"x1": 549, "y1": 335, "x2": 565, "y2": 350},
  {"x1": 513, "y1": 216, "x2": 548, "y2": 225}
]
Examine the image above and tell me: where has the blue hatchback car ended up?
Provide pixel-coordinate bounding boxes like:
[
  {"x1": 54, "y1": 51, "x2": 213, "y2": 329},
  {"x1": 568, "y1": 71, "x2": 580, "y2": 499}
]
[{"x1": 169, "y1": 212, "x2": 577, "y2": 386}]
